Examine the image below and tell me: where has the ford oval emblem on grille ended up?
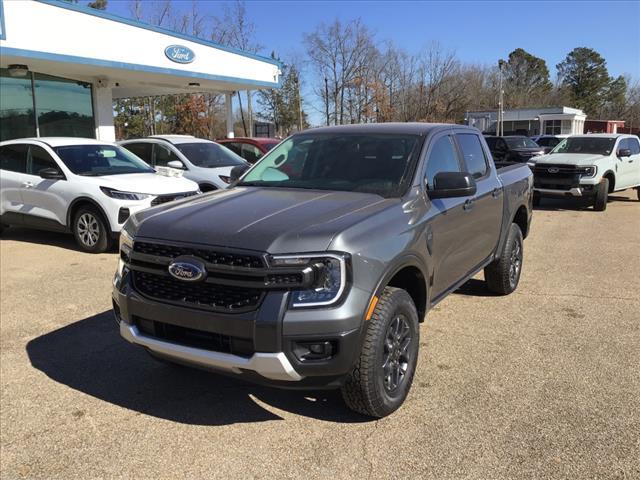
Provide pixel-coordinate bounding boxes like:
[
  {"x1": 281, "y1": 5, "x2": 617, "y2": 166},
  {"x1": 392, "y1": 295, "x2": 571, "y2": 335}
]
[
  {"x1": 548, "y1": 167, "x2": 560, "y2": 173},
  {"x1": 168, "y1": 257, "x2": 207, "y2": 282}
]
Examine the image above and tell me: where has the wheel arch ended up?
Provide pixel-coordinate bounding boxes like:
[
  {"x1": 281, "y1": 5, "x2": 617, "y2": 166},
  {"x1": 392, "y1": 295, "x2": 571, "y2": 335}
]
[
  {"x1": 67, "y1": 197, "x2": 113, "y2": 233},
  {"x1": 512, "y1": 204, "x2": 530, "y2": 238},
  {"x1": 373, "y1": 256, "x2": 429, "y2": 322},
  {"x1": 602, "y1": 170, "x2": 615, "y2": 192}
]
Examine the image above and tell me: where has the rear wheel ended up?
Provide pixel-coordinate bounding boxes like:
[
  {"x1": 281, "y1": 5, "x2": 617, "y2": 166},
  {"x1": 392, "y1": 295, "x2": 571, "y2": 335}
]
[
  {"x1": 594, "y1": 178, "x2": 609, "y2": 212},
  {"x1": 341, "y1": 287, "x2": 419, "y2": 418},
  {"x1": 485, "y1": 223, "x2": 524, "y2": 295},
  {"x1": 73, "y1": 206, "x2": 111, "y2": 253}
]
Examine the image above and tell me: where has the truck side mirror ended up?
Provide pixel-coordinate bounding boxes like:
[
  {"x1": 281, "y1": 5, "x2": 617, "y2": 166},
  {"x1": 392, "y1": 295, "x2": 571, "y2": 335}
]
[
  {"x1": 617, "y1": 148, "x2": 631, "y2": 158},
  {"x1": 230, "y1": 164, "x2": 250, "y2": 182},
  {"x1": 428, "y1": 172, "x2": 477, "y2": 199}
]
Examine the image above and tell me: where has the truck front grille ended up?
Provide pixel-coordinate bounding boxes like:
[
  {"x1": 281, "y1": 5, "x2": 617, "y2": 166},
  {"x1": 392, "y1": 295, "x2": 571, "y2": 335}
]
[
  {"x1": 134, "y1": 241, "x2": 265, "y2": 268},
  {"x1": 533, "y1": 164, "x2": 581, "y2": 189},
  {"x1": 133, "y1": 271, "x2": 263, "y2": 313}
]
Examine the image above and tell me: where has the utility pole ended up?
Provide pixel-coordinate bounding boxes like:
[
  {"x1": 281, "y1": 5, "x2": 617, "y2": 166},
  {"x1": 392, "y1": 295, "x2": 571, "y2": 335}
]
[
  {"x1": 498, "y1": 59, "x2": 505, "y2": 136},
  {"x1": 324, "y1": 76, "x2": 330, "y2": 126}
]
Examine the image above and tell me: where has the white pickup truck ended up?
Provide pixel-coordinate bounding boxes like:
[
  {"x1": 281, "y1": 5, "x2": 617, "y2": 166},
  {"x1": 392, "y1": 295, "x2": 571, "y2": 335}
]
[{"x1": 531, "y1": 134, "x2": 640, "y2": 210}]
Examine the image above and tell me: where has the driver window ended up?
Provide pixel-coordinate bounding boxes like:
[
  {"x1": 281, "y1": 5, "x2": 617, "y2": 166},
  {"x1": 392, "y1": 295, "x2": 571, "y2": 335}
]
[
  {"x1": 154, "y1": 144, "x2": 180, "y2": 167},
  {"x1": 425, "y1": 135, "x2": 461, "y2": 189},
  {"x1": 29, "y1": 145, "x2": 59, "y2": 175}
]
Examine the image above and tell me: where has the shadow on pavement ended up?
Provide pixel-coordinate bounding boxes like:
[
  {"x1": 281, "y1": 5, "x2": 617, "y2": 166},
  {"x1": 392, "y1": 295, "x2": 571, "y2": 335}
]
[
  {"x1": 26, "y1": 311, "x2": 370, "y2": 425},
  {"x1": 453, "y1": 278, "x2": 498, "y2": 297},
  {"x1": 1, "y1": 227, "x2": 82, "y2": 252}
]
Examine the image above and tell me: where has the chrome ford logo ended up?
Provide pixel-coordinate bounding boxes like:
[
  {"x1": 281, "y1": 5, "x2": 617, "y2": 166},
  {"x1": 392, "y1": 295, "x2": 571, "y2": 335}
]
[
  {"x1": 547, "y1": 167, "x2": 560, "y2": 173},
  {"x1": 164, "y1": 45, "x2": 196, "y2": 64},
  {"x1": 168, "y1": 257, "x2": 206, "y2": 282}
]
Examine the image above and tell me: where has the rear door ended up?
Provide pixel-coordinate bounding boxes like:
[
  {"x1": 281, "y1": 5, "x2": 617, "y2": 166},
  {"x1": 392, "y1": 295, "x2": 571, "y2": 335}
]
[
  {"x1": 21, "y1": 144, "x2": 69, "y2": 228},
  {"x1": 422, "y1": 133, "x2": 477, "y2": 298},
  {"x1": 454, "y1": 132, "x2": 503, "y2": 267},
  {"x1": 0, "y1": 144, "x2": 29, "y2": 223}
]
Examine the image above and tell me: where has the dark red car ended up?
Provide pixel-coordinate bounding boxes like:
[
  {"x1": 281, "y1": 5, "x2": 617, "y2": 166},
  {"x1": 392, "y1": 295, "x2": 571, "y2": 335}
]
[{"x1": 216, "y1": 137, "x2": 280, "y2": 164}]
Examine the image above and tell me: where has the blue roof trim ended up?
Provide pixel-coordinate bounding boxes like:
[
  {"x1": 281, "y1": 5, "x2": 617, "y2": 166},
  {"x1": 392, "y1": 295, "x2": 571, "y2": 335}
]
[
  {"x1": 34, "y1": 0, "x2": 282, "y2": 68},
  {"x1": 1, "y1": 47, "x2": 282, "y2": 89},
  {"x1": 0, "y1": 0, "x2": 6, "y2": 41}
]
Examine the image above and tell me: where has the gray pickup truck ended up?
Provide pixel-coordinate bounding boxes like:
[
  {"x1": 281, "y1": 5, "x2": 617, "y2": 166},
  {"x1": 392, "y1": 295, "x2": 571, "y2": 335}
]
[{"x1": 113, "y1": 123, "x2": 533, "y2": 418}]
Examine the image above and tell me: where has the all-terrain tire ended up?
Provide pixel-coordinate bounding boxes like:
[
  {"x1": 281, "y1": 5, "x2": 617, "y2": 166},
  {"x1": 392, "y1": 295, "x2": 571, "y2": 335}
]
[
  {"x1": 341, "y1": 287, "x2": 420, "y2": 418},
  {"x1": 73, "y1": 206, "x2": 111, "y2": 253},
  {"x1": 484, "y1": 223, "x2": 524, "y2": 295},
  {"x1": 594, "y1": 178, "x2": 609, "y2": 212}
]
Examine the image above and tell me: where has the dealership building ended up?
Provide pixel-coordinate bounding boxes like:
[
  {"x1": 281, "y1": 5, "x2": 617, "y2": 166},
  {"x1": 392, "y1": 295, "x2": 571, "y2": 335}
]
[
  {"x1": 465, "y1": 106, "x2": 587, "y2": 137},
  {"x1": 0, "y1": 0, "x2": 281, "y2": 142}
]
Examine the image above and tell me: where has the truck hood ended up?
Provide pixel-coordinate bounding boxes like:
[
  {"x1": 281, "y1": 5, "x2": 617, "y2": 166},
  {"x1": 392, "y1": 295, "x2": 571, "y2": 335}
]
[
  {"x1": 533, "y1": 153, "x2": 608, "y2": 166},
  {"x1": 512, "y1": 147, "x2": 545, "y2": 156},
  {"x1": 132, "y1": 187, "x2": 395, "y2": 253},
  {"x1": 82, "y1": 172, "x2": 198, "y2": 194}
]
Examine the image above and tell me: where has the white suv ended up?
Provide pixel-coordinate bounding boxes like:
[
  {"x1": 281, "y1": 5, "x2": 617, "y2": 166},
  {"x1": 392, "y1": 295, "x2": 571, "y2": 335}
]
[
  {"x1": 531, "y1": 134, "x2": 640, "y2": 211},
  {"x1": 0, "y1": 137, "x2": 200, "y2": 252},
  {"x1": 119, "y1": 135, "x2": 248, "y2": 192}
]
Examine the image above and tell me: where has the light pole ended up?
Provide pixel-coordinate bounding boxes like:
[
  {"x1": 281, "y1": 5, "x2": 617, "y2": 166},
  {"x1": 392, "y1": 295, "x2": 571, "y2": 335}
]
[{"x1": 498, "y1": 59, "x2": 505, "y2": 136}]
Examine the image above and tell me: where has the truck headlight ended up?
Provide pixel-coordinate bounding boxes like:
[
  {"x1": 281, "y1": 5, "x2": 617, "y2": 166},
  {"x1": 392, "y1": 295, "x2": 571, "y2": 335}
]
[
  {"x1": 578, "y1": 166, "x2": 596, "y2": 177},
  {"x1": 117, "y1": 228, "x2": 134, "y2": 276},
  {"x1": 100, "y1": 186, "x2": 151, "y2": 201},
  {"x1": 270, "y1": 253, "x2": 349, "y2": 308}
]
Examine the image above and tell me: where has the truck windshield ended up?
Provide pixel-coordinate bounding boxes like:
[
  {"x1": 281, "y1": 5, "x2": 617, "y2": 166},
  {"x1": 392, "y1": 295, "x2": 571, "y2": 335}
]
[
  {"x1": 238, "y1": 133, "x2": 422, "y2": 197},
  {"x1": 175, "y1": 142, "x2": 246, "y2": 168},
  {"x1": 54, "y1": 145, "x2": 155, "y2": 176},
  {"x1": 551, "y1": 137, "x2": 616, "y2": 155},
  {"x1": 505, "y1": 137, "x2": 539, "y2": 149}
]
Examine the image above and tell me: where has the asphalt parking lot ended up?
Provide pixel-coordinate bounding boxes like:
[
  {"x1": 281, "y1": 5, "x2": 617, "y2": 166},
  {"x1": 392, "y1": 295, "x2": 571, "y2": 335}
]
[{"x1": 1, "y1": 190, "x2": 639, "y2": 480}]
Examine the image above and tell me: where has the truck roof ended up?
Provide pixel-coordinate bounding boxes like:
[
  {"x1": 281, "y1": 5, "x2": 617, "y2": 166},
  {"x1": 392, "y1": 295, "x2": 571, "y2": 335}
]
[{"x1": 302, "y1": 122, "x2": 476, "y2": 136}]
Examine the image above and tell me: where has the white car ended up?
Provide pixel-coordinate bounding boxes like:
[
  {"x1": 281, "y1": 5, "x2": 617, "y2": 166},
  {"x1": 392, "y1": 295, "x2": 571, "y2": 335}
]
[
  {"x1": 531, "y1": 134, "x2": 640, "y2": 211},
  {"x1": 119, "y1": 135, "x2": 248, "y2": 192},
  {"x1": 0, "y1": 137, "x2": 200, "y2": 252}
]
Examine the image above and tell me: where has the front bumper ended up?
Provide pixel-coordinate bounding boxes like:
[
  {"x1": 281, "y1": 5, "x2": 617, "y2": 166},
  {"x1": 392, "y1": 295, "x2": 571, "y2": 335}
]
[
  {"x1": 534, "y1": 185, "x2": 595, "y2": 197},
  {"x1": 112, "y1": 269, "x2": 368, "y2": 388}
]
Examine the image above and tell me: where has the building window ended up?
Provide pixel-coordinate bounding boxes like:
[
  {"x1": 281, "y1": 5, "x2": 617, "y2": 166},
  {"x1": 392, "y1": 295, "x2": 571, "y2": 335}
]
[
  {"x1": 544, "y1": 119, "x2": 562, "y2": 135},
  {"x1": 0, "y1": 69, "x2": 95, "y2": 141},
  {"x1": 0, "y1": 69, "x2": 37, "y2": 141},
  {"x1": 34, "y1": 73, "x2": 94, "y2": 138}
]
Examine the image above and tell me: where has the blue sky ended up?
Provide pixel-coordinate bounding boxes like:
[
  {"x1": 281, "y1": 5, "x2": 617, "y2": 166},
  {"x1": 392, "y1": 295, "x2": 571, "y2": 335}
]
[{"x1": 106, "y1": 0, "x2": 640, "y2": 122}]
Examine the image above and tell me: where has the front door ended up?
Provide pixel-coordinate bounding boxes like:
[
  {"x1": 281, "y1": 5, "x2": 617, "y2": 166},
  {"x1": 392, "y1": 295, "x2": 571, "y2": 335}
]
[
  {"x1": 422, "y1": 133, "x2": 478, "y2": 298},
  {"x1": 21, "y1": 144, "x2": 69, "y2": 228},
  {"x1": 616, "y1": 138, "x2": 640, "y2": 189}
]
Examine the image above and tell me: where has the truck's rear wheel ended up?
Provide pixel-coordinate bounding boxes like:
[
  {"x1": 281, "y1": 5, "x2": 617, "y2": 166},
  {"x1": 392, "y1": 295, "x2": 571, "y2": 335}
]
[
  {"x1": 593, "y1": 178, "x2": 608, "y2": 211},
  {"x1": 485, "y1": 223, "x2": 523, "y2": 295},
  {"x1": 341, "y1": 287, "x2": 419, "y2": 418}
]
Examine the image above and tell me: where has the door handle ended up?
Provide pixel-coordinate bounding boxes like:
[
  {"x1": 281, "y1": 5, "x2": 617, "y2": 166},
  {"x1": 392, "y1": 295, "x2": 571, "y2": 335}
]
[
  {"x1": 463, "y1": 199, "x2": 474, "y2": 211},
  {"x1": 22, "y1": 181, "x2": 34, "y2": 188},
  {"x1": 492, "y1": 188, "x2": 501, "y2": 198}
]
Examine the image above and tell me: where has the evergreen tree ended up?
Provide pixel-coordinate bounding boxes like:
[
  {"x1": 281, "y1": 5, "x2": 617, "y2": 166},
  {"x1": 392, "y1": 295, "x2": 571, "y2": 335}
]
[{"x1": 502, "y1": 48, "x2": 552, "y2": 107}]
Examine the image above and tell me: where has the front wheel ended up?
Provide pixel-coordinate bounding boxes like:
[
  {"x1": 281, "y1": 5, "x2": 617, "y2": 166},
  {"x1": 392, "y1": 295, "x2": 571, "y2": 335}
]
[
  {"x1": 341, "y1": 287, "x2": 419, "y2": 418},
  {"x1": 594, "y1": 178, "x2": 609, "y2": 211},
  {"x1": 73, "y1": 206, "x2": 111, "y2": 253},
  {"x1": 485, "y1": 223, "x2": 524, "y2": 295},
  {"x1": 636, "y1": 187, "x2": 640, "y2": 201}
]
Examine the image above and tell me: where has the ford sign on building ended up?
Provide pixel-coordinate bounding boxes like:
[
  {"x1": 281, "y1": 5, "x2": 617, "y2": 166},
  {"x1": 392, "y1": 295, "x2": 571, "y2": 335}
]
[
  {"x1": 165, "y1": 45, "x2": 196, "y2": 64},
  {"x1": 0, "y1": 0, "x2": 281, "y2": 142}
]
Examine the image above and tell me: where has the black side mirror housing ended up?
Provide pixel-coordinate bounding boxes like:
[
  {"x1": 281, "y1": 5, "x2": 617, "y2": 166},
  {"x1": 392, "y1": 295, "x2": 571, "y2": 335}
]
[
  {"x1": 617, "y1": 148, "x2": 632, "y2": 158},
  {"x1": 230, "y1": 164, "x2": 250, "y2": 182},
  {"x1": 38, "y1": 168, "x2": 65, "y2": 180},
  {"x1": 428, "y1": 172, "x2": 477, "y2": 199}
]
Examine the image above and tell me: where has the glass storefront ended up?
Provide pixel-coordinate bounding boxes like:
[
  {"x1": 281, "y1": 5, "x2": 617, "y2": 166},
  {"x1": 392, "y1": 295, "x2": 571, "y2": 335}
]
[{"x1": 0, "y1": 69, "x2": 95, "y2": 141}]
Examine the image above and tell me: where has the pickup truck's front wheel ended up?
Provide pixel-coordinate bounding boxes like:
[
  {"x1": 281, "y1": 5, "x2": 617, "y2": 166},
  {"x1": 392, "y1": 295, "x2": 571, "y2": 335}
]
[
  {"x1": 485, "y1": 223, "x2": 523, "y2": 295},
  {"x1": 593, "y1": 178, "x2": 609, "y2": 212},
  {"x1": 341, "y1": 287, "x2": 419, "y2": 418}
]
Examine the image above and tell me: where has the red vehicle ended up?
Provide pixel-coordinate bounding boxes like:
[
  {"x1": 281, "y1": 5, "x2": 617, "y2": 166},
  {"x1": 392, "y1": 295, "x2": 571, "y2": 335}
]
[{"x1": 216, "y1": 137, "x2": 280, "y2": 164}]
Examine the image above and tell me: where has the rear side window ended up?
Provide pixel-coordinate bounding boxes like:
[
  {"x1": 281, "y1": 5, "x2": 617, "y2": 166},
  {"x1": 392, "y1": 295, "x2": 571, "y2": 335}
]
[
  {"x1": 425, "y1": 136, "x2": 460, "y2": 189},
  {"x1": 241, "y1": 143, "x2": 263, "y2": 163},
  {"x1": 0, "y1": 144, "x2": 28, "y2": 173},
  {"x1": 456, "y1": 134, "x2": 488, "y2": 178},
  {"x1": 223, "y1": 142, "x2": 242, "y2": 156},
  {"x1": 29, "y1": 145, "x2": 59, "y2": 175},
  {"x1": 123, "y1": 143, "x2": 153, "y2": 163}
]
